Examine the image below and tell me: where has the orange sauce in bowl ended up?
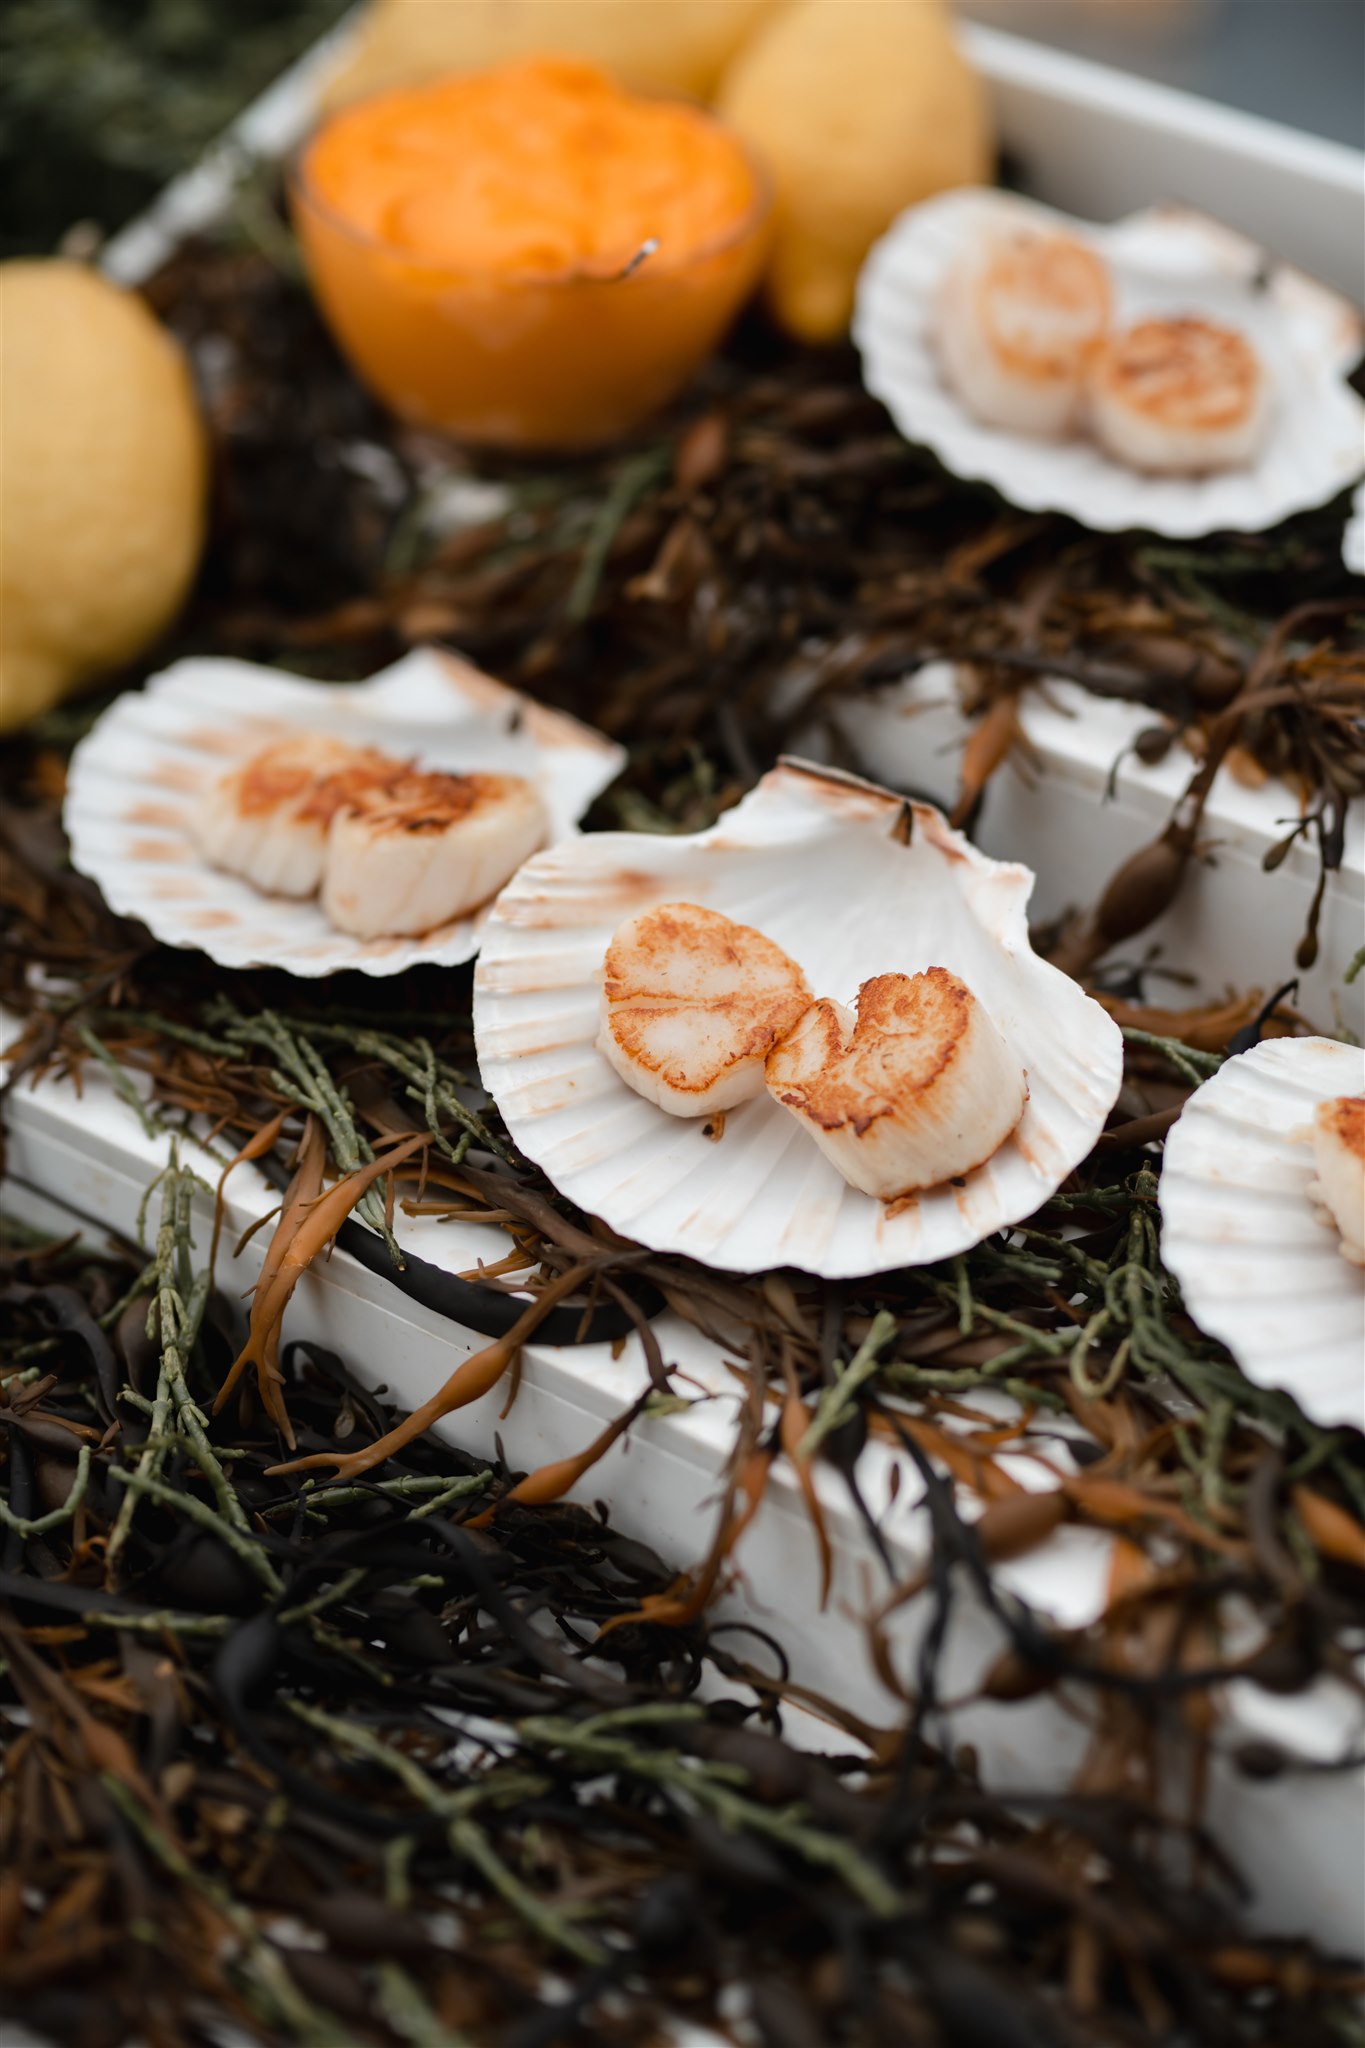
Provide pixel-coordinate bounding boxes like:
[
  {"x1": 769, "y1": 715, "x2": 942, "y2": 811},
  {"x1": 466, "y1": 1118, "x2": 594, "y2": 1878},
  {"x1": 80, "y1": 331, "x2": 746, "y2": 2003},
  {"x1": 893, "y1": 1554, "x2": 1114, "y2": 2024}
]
[{"x1": 292, "y1": 58, "x2": 769, "y2": 448}]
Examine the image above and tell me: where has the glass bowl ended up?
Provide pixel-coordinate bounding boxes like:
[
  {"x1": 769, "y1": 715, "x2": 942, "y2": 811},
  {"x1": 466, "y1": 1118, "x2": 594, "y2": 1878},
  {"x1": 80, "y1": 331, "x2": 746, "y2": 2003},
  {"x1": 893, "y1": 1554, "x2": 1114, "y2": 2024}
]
[{"x1": 288, "y1": 110, "x2": 771, "y2": 453}]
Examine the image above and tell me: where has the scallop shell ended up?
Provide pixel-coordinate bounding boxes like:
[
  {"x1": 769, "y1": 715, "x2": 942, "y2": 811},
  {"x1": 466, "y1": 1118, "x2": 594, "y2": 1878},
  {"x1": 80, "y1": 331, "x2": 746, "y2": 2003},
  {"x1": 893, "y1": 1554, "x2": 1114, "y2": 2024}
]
[
  {"x1": 854, "y1": 189, "x2": 1365, "y2": 538},
  {"x1": 473, "y1": 759, "x2": 1123, "y2": 1279},
  {"x1": 1160, "y1": 1037, "x2": 1365, "y2": 1434},
  {"x1": 1345, "y1": 483, "x2": 1365, "y2": 577},
  {"x1": 64, "y1": 646, "x2": 624, "y2": 978}
]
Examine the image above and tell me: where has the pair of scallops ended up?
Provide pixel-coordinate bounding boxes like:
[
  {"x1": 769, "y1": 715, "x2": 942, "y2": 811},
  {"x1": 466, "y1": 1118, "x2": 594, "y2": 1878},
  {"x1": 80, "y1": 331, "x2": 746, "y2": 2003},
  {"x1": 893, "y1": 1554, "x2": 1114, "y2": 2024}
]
[
  {"x1": 597, "y1": 902, "x2": 1027, "y2": 1201},
  {"x1": 936, "y1": 223, "x2": 1270, "y2": 472},
  {"x1": 194, "y1": 733, "x2": 547, "y2": 940}
]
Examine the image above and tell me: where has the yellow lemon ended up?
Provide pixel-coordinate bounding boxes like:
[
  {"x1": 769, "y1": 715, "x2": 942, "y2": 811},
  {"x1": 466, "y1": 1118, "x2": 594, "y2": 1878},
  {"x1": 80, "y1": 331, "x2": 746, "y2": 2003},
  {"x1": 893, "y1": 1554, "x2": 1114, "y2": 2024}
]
[
  {"x1": 323, "y1": 0, "x2": 783, "y2": 108},
  {"x1": 717, "y1": 0, "x2": 993, "y2": 341},
  {"x1": 1, "y1": 261, "x2": 207, "y2": 733}
]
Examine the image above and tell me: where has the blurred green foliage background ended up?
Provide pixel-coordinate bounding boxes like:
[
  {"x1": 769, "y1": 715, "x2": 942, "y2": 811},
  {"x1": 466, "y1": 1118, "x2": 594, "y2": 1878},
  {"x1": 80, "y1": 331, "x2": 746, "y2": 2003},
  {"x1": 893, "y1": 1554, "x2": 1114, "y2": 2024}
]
[{"x1": 0, "y1": 0, "x2": 347, "y2": 257}]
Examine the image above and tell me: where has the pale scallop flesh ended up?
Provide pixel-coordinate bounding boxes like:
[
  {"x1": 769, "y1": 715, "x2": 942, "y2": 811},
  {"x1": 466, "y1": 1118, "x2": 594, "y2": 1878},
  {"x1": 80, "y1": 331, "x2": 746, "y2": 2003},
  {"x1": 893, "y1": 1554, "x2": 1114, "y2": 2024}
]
[
  {"x1": 765, "y1": 967, "x2": 1029, "y2": 1200},
  {"x1": 935, "y1": 224, "x2": 1112, "y2": 437},
  {"x1": 1086, "y1": 315, "x2": 1271, "y2": 473},
  {"x1": 598, "y1": 901, "x2": 811, "y2": 1118},
  {"x1": 322, "y1": 770, "x2": 549, "y2": 940}
]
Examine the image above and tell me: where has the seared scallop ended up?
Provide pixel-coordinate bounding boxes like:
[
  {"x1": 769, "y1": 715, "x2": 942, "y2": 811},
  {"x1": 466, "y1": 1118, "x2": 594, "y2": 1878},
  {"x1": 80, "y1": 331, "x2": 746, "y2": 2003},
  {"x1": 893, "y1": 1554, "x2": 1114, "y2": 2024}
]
[
  {"x1": 1086, "y1": 316, "x2": 1270, "y2": 472},
  {"x1": 1308, "y1": 1095, "x2": 1365, "y2": 1267},
  {"x1": 598, "y1": 901, "x2": 810, "y2": 1118},
  {"x1": 765, "y1": 967, "x2": 1028, "y2": 1200},
  {"x1": 194, "y1": 736, "x2": 402, "y2": 898},
  {"x1": 935, "y1": 224, "x2": 1112, "y2": 437},
  {"x1": 320, "y1": 769, "x2": 547, "y2": 940}
]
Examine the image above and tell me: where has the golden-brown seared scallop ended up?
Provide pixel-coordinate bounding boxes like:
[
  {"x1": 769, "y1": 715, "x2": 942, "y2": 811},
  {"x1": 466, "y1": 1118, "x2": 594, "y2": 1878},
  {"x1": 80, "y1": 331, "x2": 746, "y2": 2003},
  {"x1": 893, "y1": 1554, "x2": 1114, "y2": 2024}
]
[
  {"x1": 1086, "y1": 315, "x2": 1270, "y2": 472},
  {"x1": 935, "y1": 225, "x2": 1112, "y2": 436},
  {"x1": 321, "y1": 769, "x2": 548, "y2": 939},
  {"x1": 765, "y1": 966, "x2": 1027, "y2": 1199},
  {"x1": 598, "y1": 901, "x2": 810, "y2": 1117}
]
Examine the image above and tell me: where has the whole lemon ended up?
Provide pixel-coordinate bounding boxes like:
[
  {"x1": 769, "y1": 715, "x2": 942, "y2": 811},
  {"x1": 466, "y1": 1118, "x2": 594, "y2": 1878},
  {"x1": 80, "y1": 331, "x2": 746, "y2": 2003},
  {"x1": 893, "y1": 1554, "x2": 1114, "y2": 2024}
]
[
  {"x1": 1, "y1": 261, "x2": 208, "y2": 733},
  {"x1": 323, "y1": 0, "x2": 783, "y2": 108},
  {"x1": 717, "y1": 0, "x2": 993, "y2": 341}
]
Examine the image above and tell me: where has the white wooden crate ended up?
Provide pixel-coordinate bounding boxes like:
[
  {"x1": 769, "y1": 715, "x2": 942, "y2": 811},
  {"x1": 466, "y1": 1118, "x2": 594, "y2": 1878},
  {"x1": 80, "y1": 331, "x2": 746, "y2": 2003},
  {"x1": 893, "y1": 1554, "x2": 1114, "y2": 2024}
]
[{"x1": 8, "y1": 12, "x2": 1363, "y2": 1961}]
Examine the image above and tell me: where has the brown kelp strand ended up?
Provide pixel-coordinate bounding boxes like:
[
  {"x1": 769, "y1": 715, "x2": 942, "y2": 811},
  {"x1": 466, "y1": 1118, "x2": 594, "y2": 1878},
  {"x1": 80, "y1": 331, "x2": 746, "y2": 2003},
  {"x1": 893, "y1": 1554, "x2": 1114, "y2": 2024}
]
[{"x1": 2, "y1": 1215, "x2": 1363, "y2": 2048}]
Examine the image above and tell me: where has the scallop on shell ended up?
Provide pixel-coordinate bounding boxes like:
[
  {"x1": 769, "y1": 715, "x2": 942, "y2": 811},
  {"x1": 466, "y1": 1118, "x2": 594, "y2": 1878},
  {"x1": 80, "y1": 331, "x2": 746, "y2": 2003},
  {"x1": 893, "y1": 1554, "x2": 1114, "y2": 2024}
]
[
  {"x1": 473, "y1": 760, "x2": 1123, "y2": 1279},
  {"x1": 64, "y1": 647, "x2": 624, "y2": 978},
  {"x1": 853, "y1": 189, "x2": 1365, "y2": 538},
  {"x1": 1160, "y1": 1036, "x2": 1365, "y2": 1434}
]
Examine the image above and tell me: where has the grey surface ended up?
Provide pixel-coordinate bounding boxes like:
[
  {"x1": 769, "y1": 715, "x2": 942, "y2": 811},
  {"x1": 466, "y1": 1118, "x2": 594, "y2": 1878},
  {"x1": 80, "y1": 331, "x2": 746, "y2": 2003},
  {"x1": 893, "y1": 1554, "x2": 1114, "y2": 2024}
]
[{"x1": 966, "y1": 0, "x2": 1365, "y2": 149}]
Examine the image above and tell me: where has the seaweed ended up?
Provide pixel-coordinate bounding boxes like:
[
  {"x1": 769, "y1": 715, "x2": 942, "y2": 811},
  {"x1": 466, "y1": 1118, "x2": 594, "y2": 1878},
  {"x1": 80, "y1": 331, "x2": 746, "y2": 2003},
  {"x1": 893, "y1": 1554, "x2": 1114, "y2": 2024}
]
[
  {"x1": 2, "y1": 1211, "x2": 1363, "y2": 2046},
  {"x1": 3, "y1": 229, "x2": 1364, "y2": 2047}
]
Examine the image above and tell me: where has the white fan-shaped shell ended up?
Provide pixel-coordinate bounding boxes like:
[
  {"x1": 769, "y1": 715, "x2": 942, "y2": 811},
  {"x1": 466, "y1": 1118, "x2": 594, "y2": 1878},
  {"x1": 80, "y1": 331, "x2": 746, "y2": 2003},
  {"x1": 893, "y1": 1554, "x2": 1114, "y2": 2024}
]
[
  {"x1": 1160, "y1": 1037, "x2": 1365, "y2": 1434},
  {"x1": 473, "y1": 760, "x2": 1123, "y2": 1278},
  {"x1": 854, "y1": 189, "x2": 1365, "y2": 538},
  {"x1": 64, "y1": 647, "x2": 624, "y2": 978},
  {"x1": 1345, "y1": 483, "x2": 1365, "y2": 577}
]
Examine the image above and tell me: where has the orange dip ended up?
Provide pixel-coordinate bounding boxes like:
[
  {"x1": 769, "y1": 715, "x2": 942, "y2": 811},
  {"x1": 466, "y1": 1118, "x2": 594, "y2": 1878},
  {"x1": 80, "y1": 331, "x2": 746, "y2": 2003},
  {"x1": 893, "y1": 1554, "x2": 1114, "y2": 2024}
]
[
  {"x1": 307, "y1": 58, "x2": 758, "y2": 279},
  {"x1": 292, "y1": 58, "x2": 769, "y2": 448}
]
